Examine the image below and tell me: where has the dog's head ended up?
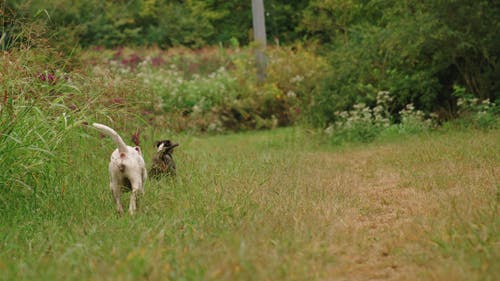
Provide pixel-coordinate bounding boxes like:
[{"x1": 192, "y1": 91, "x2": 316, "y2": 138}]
[{"x1": 155, "y1": 140, "x2": 179, "y2": 154}]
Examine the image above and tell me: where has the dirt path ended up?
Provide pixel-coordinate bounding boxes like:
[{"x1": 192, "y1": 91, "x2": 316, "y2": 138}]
[{"x1": 288, "y1": 137, "x2": 498, "y2": 281}]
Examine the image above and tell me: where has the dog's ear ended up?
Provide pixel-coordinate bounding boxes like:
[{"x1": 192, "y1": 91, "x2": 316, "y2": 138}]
[
  {"x1": 156, "y1": 140, "x2": 168, "y2": 152},
  {"x1": 132, "y1": 129, "x2": 140, "y2": 146}
]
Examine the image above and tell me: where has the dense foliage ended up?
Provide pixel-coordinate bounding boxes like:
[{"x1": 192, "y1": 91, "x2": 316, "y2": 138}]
[
  {"x1": 81, "y1": 45, "x2": 327, "y2": 132},
  {"x1": 4, "y1": 0, "x2": 308, "y2": 48},
  {"x1": 302, "y1": 0, "x2": 499, "y2": 125},
  {"x1": 2, "y1": 0, "x2": 499, "y2": 128}
]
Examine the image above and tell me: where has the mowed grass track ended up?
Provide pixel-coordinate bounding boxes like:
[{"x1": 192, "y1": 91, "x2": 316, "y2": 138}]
[{"x1": 1, "y1": 128, "x2": 498, "y2": 281}]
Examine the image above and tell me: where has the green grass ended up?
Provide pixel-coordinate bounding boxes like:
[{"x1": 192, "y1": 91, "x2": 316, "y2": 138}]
[{"x1": 1, "y1": 127, "x2": 498, "y2": 281}]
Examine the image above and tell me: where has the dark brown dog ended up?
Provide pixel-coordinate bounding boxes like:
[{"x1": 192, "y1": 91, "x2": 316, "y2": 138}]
[{"x1": 149, "y1": 140, "x2": 179, "y2": 179}]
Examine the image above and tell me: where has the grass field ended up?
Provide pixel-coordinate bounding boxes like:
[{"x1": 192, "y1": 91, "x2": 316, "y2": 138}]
[{"x1": 1, "y1": 127, "x2": 498, "y2": 281}]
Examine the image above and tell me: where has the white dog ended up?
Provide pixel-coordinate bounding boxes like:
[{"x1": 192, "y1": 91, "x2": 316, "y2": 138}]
[{"x1": 93, "y1": 123, "x2": 147, "y2": 215}]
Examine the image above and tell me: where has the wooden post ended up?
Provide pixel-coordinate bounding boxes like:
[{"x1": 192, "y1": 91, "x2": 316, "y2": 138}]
[{"x1": 252, "y1": 0, "x2": 267, "y2": 83}]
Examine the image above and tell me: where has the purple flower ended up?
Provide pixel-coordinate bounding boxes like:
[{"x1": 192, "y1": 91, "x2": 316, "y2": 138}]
[
  {"x1": 47, "y1": 73, "x2": 55, "y2": 83},
  {"x1": 38, "y1": 72, "x2": 57, "y2": 85},
  {"x1": 120, "y1": 53, "x2": 142, "y2": 69},
  {"x1": 151, "y1": 56, "x2": 165, "y2": 67},
  {"x1": 113, "y1": 47, "x2": 124, "y2": 59},
  {"x1": 128, "y1": 54, "x2": 142, "y2": 69}
]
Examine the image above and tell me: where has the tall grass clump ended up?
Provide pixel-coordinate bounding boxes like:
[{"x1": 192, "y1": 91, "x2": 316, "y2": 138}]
[
  {"x1": 1, "y1": 100, "x2": 67, "y2": 201},
  {"x1": 0, "y1": 51, "x2": 92, "y2": 213},
  {"x1": 0, "y1": 66, "x2": 154, "y2": 217},
  {"x1": 0, "y1": 9, "x2": 103, "y2": 214}
]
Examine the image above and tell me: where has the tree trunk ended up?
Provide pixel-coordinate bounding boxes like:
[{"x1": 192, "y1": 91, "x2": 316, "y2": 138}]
[{"x1": 252, "y1": 0, "x2": 267, "y2": 83}]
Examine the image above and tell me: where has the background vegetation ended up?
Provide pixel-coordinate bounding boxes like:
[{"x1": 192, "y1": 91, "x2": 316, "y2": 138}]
[
  {"x1": 4, "y1": 0, "x2": 498, "y2": 132},
  {"x1": 4, "y1": 0, "x2": 499, "y2": 121}
]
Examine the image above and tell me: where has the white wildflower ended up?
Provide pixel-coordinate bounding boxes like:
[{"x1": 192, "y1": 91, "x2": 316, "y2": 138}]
[
  {"x1": 192, "y1": 105, "x2": 202, "y2": 114},
  {"x1": 290, "y1": 75, "x2": 304, "y2": 83},
  {"x1": 325, "y1": 125, "x2": 334, "y2": 135}
]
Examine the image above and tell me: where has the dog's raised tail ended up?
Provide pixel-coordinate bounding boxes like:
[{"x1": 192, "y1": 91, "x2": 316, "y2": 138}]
[{"x1": 92, "y1": 123, "x2": 128, "y2": 154}]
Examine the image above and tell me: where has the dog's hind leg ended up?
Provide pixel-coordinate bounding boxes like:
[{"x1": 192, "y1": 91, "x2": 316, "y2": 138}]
[
  {"x1": 128, "y1": 180, "x2": 143, "y2": 215},
  {"x1": 110, "y1": 182, "x2": 124, "y2": 215}
]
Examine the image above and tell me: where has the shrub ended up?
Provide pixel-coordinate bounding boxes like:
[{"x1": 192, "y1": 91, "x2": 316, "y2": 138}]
[
  {"x1": 325, "y1": 91, "x2": 390, "y2": 143},
  {"x1": 397, "y1": 104, "x2": 435, "y2": 133},
  {"x1": 96, "y1": 45, "x2": 328, "y2": 132},
  {"x1": 325, "y1": 91, "x2": 435, "y2": 144},
  {"x1": 301, "y1": 0, "x2": 499, "y2": 126},
  {"x1": 210, "y1": 46, "x2": 328, "y2": 131},
  {"x1": 452, "y1": 85, "x2": 498, "y2": 129}
]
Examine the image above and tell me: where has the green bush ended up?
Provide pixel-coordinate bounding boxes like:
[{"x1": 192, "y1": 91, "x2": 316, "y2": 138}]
[
  {"x1": 325, "y1": 91, "x2": 435, "y2": 144},
  {"x1": 452, "y1": 85, "x2": 499, "y2": 130},
  {"x1": 301, "y1": 0, "x2": 499, "y2": 126},
  {"x1": 98, "y1": 46, "x2": 328, "y2": 132},
  {"x1": 140, "y1": 65, "x2": 238, "y2": 112},
  {"x1": 13, "y1": 0, "x2": 311, "y2": 48}
]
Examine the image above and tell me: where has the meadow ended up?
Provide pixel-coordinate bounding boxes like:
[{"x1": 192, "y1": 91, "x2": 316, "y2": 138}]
[
  {"x1": 2, "y1": 1, "x2": 499, "y2": 279},
  {"x1": 1, "y1": 125, "x2": 498, "y2": 281},
  {"x1": 1, "y1": 30, "x2": 498, "y2": 281}
]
